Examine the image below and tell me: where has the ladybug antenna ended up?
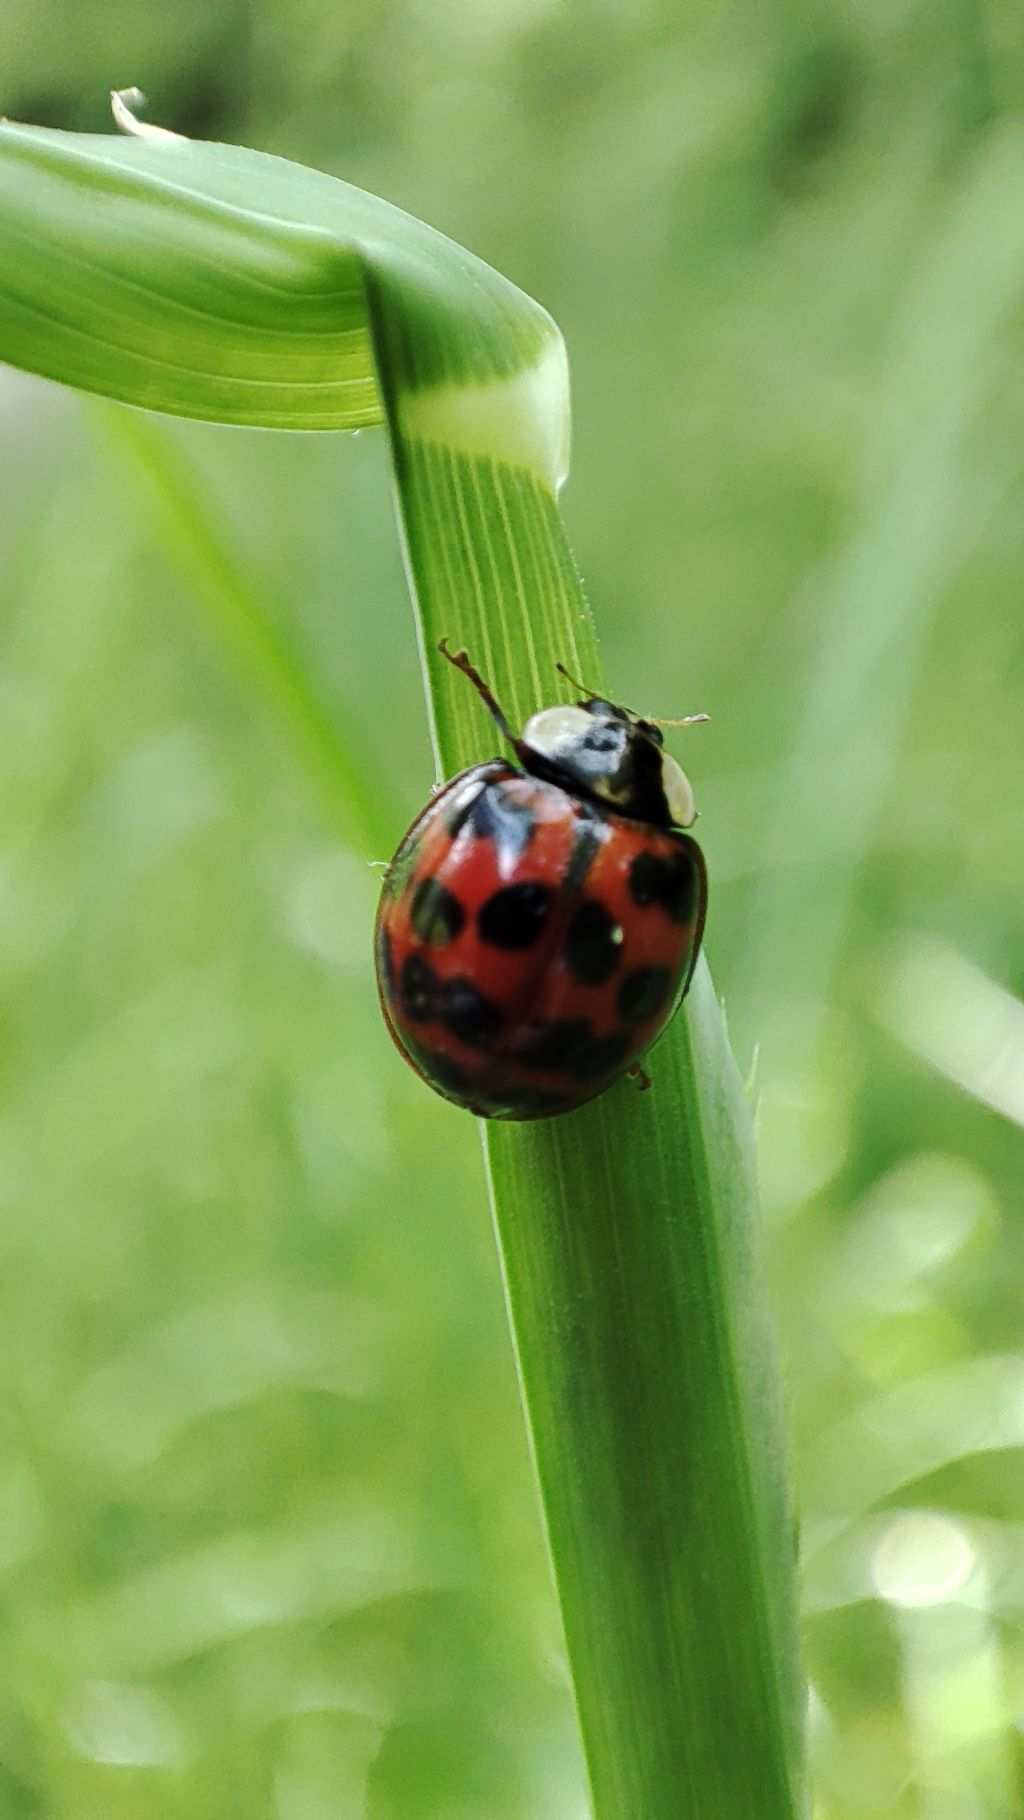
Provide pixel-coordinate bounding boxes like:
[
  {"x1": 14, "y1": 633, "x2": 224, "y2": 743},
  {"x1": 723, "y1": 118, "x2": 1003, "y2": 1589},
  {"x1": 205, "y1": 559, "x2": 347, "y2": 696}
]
[
  {"x1": 648, "y1": 711, "x2": 711, "y2": 728},
  {"x1": 555, "y1": 660, "x2": 602, "y2": 700},
  {"x1": 438, "y1": 639, "x2": 515, "y2": 745},
  {"x1": 556, "y1": 659, "x2": 709, "y2": 729}
]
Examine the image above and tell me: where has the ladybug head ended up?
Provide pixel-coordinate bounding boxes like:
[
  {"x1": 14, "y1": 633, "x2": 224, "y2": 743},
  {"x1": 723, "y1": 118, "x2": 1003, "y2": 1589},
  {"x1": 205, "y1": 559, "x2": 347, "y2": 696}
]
[
  {"x1": 519, "y1": 698, "x2": 698, "y2": 828},
  {"x1": 436, "y1": 642, "x2": 705, "y2": 831}
]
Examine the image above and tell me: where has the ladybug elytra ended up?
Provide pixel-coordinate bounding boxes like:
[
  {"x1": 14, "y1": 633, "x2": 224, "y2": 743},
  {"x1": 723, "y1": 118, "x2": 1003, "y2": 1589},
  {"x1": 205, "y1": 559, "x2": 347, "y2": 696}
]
[{"x1": 374, "y1": 642, "x2": 708, "y2": 1121}]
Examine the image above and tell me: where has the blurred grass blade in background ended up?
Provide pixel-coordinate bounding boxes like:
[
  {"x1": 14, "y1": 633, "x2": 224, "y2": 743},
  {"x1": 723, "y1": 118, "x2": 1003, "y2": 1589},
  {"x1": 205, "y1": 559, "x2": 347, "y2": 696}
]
[
  {"x1": 97, "y1": 404, "x2": 388, "y2": 853},
  {"x1": 0, "y1": 97, "x2": 805, "y2": 1817}
]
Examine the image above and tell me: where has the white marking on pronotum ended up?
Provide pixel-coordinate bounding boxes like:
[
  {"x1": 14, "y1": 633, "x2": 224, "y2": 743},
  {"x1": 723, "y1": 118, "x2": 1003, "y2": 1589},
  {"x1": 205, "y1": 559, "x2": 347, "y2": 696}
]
[
  {"x1": 110, "y1": 87, "x2": 185, "y2": 143},
  {"x1": 398, "y1": 335, "x2": 572, "y2": 493}
]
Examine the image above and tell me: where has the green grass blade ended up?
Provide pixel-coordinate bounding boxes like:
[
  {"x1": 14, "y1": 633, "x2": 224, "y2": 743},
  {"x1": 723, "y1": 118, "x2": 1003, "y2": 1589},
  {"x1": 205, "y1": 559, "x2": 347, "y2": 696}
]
[
  {"x1": 0, "y1": 107, "x2": 805, "y2": 1818},
  {"x1": 368, "y1": 410, "x2": 806, "y2": 1817},
  {"x1": 0, "y1": 111, "x2": 553, "y2": 427},
  {"x1": 484, "y1": 973, "x2": 804, "y2": 1814}
]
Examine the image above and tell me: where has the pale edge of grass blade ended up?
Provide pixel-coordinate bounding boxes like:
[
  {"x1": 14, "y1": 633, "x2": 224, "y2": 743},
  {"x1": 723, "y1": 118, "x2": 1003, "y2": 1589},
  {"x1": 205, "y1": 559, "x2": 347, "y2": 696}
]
[
  {"x1": 367, "y1": 282, "x2": 806, "y2": 1819},
  {"x1": 0, "y1": 113, "x2": 806, "y2": 1819}
]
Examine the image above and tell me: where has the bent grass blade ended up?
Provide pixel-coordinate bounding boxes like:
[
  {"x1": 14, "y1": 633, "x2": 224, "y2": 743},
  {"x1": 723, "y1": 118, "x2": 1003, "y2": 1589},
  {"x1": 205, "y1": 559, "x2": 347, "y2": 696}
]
[{"x1": 0, "y1": 101, "x2": 805, "y2": 1819}]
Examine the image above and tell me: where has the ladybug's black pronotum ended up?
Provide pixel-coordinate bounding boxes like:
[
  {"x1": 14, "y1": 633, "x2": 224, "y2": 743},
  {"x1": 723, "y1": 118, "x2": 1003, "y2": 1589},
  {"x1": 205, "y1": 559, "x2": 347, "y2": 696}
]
[{"x1": 374, "y1": 642, "x2": 707, "y2": 1120}]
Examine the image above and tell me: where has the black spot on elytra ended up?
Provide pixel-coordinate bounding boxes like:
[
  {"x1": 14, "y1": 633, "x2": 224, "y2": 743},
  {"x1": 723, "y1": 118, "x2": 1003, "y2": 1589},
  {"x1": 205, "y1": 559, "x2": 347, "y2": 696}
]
[
  {"x1": 402, "y1": 1036, "x2": 470, "y2": 1097},
  {"x1": 619, "y1": 965, "x2": 672, "y2": 1023},
  {"x1": 515, "y1": 1019, "x2": 592, "y2": 1072},
  {"x1": 438, "y1": 977, "x2": 502, "y2": 1050},
  {"x1": 411, "y1": 877, "x2": 465, "y2": 946},
  {"x1": 478, "y1": 882, "x2": 553, "y2": 950},
  {"x1": 399, "y1": 957, "x2": 502, "y2": 1051},
  {"x1": 400, "y1": 954, "x2": 437, "y2": 1023},
  {"x1": 571, "y1": 1030, "x2": 631, "y2": 1083},
  {"x1": 628, "y1": 849, "x2": 697, "y2": 924},
  {"x1": 458, "y1": 783, "x2": 536, "y2": 864},
  {"x1": 564, "y1": 900, "x2": 623, "y2": 985}
]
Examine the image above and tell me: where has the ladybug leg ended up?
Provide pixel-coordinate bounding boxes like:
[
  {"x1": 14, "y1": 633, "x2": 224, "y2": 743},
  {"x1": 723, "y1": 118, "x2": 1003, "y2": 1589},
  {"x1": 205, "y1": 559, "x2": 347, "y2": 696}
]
[
  {"x1": 627, "y1": 1062, "x2": 653, "y2": 1093},
  {"x1": 438, "y1": 639, "x2": 515, "y2": 745}
]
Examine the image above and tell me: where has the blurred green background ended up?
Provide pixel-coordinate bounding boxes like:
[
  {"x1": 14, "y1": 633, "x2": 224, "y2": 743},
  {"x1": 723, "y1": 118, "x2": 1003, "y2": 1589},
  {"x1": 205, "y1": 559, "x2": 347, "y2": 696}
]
[{"x1": 2, "y1": 3, "x2": 1024, "y2": 1816}]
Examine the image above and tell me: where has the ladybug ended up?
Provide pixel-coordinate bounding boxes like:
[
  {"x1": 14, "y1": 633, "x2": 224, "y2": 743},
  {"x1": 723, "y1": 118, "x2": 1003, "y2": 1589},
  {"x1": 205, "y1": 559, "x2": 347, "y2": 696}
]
[{"x1": 374, "y1": 641, "x2": 708, "y2": 1121}]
